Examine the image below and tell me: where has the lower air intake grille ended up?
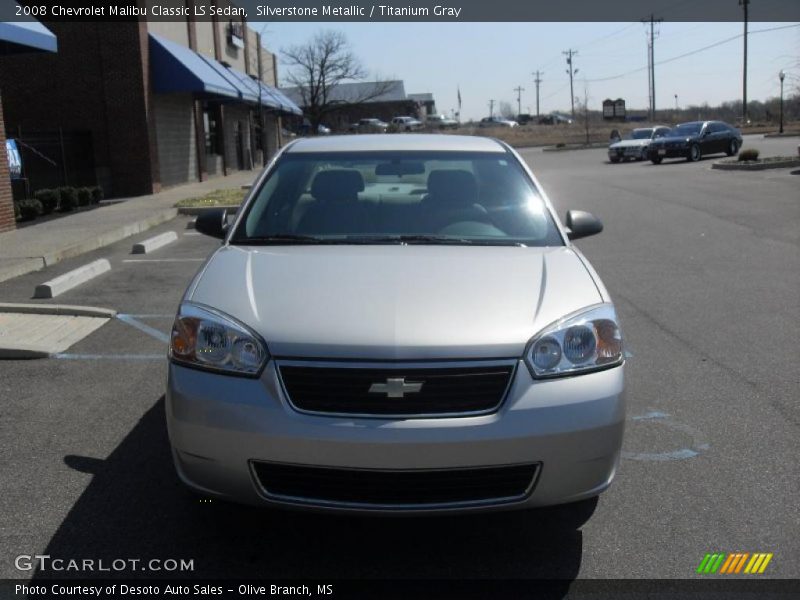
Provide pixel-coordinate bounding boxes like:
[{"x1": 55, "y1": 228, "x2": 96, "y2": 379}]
[{"x1": 251, "y1": 462, "x2": 539, "y2": 508}]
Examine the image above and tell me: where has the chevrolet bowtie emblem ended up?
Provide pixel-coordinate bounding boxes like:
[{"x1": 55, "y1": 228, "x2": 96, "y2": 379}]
[{"x1": 368, "y1": 377, "x2": 424, "y2": 398}]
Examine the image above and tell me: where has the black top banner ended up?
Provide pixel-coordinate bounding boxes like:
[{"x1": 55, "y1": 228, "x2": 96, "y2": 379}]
[{"x1": 3, "y1": 0, "x2": 799, "y2": 22}]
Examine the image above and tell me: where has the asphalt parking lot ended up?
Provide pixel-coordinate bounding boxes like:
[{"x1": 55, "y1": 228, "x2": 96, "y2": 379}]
[{"x1": 0, "y1": 135, "x2": 797, "y2": 584}]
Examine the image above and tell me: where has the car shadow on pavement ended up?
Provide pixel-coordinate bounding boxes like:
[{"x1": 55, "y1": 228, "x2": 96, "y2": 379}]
[{"x1": 33, "y1": 397, "x2": 590, "y2": 592}]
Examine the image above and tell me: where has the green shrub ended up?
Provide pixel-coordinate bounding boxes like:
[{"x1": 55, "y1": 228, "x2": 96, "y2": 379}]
[
  {"x1": 15, "y1": 198, "x2": 43, "y2": 221},
  {"x1": 33, "y1": 189, "x2": 59, "y2": 214},
  {"x1": 58, "y1": 186, "x2": 78, "y2": 212},
  {"x1": 738, "y1": 148, "x2": 759, "y2": 162},
  {"x1": 89, "y1": 186, "x2": 104, "y2": 204},
  {"x1": 13, "y1": 202, "x2": 20, "y2": 220},
  {"x1": 77, "y1": 187, "x2": 93, "y2": 207}
]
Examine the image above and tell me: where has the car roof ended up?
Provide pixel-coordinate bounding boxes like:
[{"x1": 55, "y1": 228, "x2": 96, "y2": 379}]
[{"x1": 285, "y1": 134, "x2": 507, "y2": 154}]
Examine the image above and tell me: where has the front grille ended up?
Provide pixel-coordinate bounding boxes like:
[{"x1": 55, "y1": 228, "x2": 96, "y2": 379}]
[
  {"x1": 251, "y1": 462, "x2": 539, "y2": 508},
  {"x1": 278, "y1": 363, "x2": 515, "y2": 417}
]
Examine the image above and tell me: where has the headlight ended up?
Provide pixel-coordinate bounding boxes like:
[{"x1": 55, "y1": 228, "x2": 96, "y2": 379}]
[
  {"x1": 524, "y1": 304, "x2": 623, "y2": 378},
  {"x1": 169, "y1": 303, "x2": 269, "y2": 377}
]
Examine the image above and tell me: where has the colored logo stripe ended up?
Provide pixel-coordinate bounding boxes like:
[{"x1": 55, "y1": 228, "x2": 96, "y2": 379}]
[{"x1": 699, "y1": 552, "x2": 773, "y2": 575}]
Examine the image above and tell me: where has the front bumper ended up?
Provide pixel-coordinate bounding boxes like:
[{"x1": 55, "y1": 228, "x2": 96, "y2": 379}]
[
  {"x1": 609, "y1": 146, "x2": 645, "y2": 160},
  {"x1": 650, "y1": 145, "x2": 688, "y2": 158},
  {"x1": 166, "y1": 360, "x2": 625, "y2": 514}
]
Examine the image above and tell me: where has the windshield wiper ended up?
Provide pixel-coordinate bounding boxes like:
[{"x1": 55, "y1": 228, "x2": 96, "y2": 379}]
[
  {"x1": 346, "y1": 235, "x2": 525, "y2": 246},
  {"x1": 231, "y1": 234, "x2": 330, "y2": 245},
  {"x1": 355, "y1": 234, "x2": 473, "y2": 245}
]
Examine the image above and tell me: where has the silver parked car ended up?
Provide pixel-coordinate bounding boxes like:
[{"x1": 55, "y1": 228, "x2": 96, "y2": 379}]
[
  {"x1": 607, "y1": 126, "x2": 671, "y2": 163},
  {"x1": 168, "y1": 134, "x2": 625, "y2": 514},
  {"x1": 478, "y1": 116, "x2": 518, "y2": 128}
]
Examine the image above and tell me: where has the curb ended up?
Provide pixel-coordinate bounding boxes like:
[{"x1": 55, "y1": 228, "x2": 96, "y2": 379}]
[
  {"x1": 0, "y1": 258, "x2": 46, "y2": 282},
  {"x1": 34, "y1": 259, "x2": 111, "y2": 299},
  {"x1": 711, "y1": 158, "x2": 800, "y2": 171},
  {"x1": 542, "y1": 143, "x2": 608, "y2": 153},
  {"x1": 0, "y1": 207, "x2": 177, "y2": 284},
  {"x1": 0, "y1": 345, "x2": 51, "y2": 359},
  {"x1": 177, "y1": 205, "x2": 239, "y2": 216},
  {"x1": 0, "y1": 303, "x2": 117, "y2": 318}
]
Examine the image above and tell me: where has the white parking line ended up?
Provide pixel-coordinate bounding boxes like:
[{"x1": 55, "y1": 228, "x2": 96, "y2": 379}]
[
  {"x1": 116, "y1": 314, "x2": 170, "y2": 343},
  {"x1": 122, "y1": 258, "x2": 205, "y2": 263},
  {"x1": 54, "y1": 353, "x2": 163, "y2": 360}
]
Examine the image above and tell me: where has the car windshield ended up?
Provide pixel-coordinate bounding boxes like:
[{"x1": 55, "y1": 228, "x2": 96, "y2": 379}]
[
  {"x1": 630, "y1": 129, "x2": 653, "y2": 139},
  {"x1": 231, "y1": 151, "x2": 563, "y2": 246},
  {"x1": 673, "y1": 123, "x2": 703, "y2": 135}
]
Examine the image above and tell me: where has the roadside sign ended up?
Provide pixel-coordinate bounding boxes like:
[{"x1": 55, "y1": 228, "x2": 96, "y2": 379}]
[{"x1": 6, "y1": 139, "x2": 22, "y2": 179}]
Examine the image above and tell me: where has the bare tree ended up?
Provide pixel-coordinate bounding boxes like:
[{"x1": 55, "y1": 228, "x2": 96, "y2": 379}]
[
  {"x1": 282, "y1": 31, "x2": 394, "y2": 131},
  {"x1": 498, "y1": 101, "x2": 516, "y2": 120}
]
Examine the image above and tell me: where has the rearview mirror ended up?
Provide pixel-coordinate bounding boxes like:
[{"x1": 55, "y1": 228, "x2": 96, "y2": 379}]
[
  {"x1": 195, "y1": 208, "x2": 229, "y2": 240},
  {"x1": 375, "y1": 161, "x2": 426, "y2": 176},
  {"x1": 565, "y1": 210, "x2": 603, "y2": 241}
]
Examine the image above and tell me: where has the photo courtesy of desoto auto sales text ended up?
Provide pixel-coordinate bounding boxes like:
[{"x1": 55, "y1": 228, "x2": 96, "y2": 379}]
[{"x1": 0, "y1": 0, "x2": 798, "y2": 598}]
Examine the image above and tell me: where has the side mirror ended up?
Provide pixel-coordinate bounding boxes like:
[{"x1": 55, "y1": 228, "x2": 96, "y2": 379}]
[
  {"x1": 565, "y1": 210, "x2": 603, "y2": 241},
  {"x1": 195, "y1": 208, "x2": 229, "y2": 240}
]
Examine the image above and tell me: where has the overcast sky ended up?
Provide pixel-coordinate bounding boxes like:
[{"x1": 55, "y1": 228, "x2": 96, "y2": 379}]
[{"x1": 263, "y1": 22, "x2": 799, "y2": 120}]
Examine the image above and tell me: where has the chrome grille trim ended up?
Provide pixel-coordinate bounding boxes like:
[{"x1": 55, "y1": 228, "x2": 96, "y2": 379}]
[{"x1": 275, "y1": 358, "x2": 519, "y2": 419}]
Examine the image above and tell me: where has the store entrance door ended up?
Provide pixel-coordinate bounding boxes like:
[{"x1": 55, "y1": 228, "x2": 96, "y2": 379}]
[{"x1": 234, "y1": 121, "x2": 244, "y2": 170}]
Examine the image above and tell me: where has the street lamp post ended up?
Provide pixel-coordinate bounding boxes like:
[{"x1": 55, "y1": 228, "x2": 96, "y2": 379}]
[
  {"x1": 674, "y1": 94, "x2": 678, "y2": 110},
  {"x1": 779, "y1": 70, "x2": 785, "y2": 134}
]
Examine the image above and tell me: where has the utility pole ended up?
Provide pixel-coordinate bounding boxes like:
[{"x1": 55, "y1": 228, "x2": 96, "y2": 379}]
[
  {"x1": 643, "y1": 14, "x2": 662, "y2": 121},
  {"x1": 563, "y1": 49, "x2": 578, "y2": 120},
  {"x1": 779, "y1": 70, "x2": 785, "y2": 134},
  {"x1": 514, "y1": 86, "x2": 525, "y2": 117},
  {"x1": 532, "y1": 70, "x2": 543, "y2": 117},
  {"x1": 740, "y1": 0, "x2": 749, "y2": 123},
  {"x1": 488, "y1": 99, "x2": 495, "y2": 117}
]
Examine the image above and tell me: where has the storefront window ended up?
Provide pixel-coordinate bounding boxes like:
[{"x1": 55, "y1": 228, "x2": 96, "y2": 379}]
[{"x1": 203, "y1": 105, "x2": 221, "y2": 155}]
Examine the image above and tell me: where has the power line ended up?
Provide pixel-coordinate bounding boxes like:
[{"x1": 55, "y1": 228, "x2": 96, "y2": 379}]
[{"x1": 584, "y1": 24, "x2": 799, "y2": 84}]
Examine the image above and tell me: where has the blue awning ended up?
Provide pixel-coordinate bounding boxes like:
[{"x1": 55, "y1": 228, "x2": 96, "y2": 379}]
[
  {"x1": 199, "y1": 58, "x2": 259, "y2": 104},
  {"x1": 223, "y1": 67, "x2": 277, "y2": 108},
  {"x1": 265, "y1": 85, "x2": 303, "y2": 116},
  {"x1": 149, "y1": 33, "x2": 238, "y2": 99},
  {"x1": 0, "y1": 18, "x2": 57, "y2": 54}
]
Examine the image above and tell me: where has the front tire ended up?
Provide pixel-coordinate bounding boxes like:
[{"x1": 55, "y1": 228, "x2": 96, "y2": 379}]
[
  {"x1": 610, "y1": 156, "x2": 621, "y2": 163},
  {"x1": 650, "y1": 156, "x2": 663, "y2": 164},
  {"x1": 726, "y1": 139, "x2": 739, "y2": 156},
  {"x1": 687, "y1": 143, "x2": 701, "y2": 162}
]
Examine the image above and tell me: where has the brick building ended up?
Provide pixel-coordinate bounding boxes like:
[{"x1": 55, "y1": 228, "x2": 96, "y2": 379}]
[
  {"x1": 0, "y1": 17, "x2": 57, "y2": 233},
  {"x1": 0, "y1": 3, "x2": 301, "y2": 202}
]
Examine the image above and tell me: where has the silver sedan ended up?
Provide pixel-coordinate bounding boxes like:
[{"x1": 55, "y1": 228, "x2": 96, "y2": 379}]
[{"x1": 167, "y1": 134, "x2": 625, "y2": 514}]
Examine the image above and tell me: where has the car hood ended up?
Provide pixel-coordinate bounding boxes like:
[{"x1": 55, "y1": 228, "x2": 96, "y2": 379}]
[
  {"x1": 610, "y1": 139, "x2": 649, "y2": 149},
  {"x1": 189, "y1": 245, "x2": 602, "y2": 360}
]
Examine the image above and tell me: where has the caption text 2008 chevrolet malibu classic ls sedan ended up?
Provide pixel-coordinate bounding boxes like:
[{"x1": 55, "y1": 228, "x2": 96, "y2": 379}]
[{"x1": 167, "y1": 134, "x2": 625, "y2": 514}]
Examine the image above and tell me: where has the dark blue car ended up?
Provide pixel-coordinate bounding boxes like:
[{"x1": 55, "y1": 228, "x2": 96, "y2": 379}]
[{"x1": 648, "y1": 121, "x2": 742, "y2": 164}]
